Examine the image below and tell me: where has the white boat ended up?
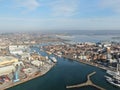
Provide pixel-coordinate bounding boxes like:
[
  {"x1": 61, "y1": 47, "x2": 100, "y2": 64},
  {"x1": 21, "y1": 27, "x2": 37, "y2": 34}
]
[
  {"x1": 54, "y1": 53, "x2": 62, "y2": 57},
  {"x1": 105, "y1": 63, "x2": 120, "y2": 87},
  {"x1": 105, "y1": 76, "x2": 120, "y2": 87},
  {"x1": 50, "y1": 57, "x2": 57, "y2": 63},
  {"x1": 107, "y1": 70, "x2": 119, "y2": 76},
  {"x1": 57, "y1": 54, "x2": 62, "y2": 57}
]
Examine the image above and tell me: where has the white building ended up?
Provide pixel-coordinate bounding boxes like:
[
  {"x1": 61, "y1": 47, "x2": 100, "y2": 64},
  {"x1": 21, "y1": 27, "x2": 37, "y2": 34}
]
[
  {"x1": 0, "y1": 65, "x2": 15, "y2": 76},
  {"x1": 31, "y1": 60, "x2": 44, "y2": 67},
  {"x1": 9, "y1": 45, "x2": 29, "y2": 56}
]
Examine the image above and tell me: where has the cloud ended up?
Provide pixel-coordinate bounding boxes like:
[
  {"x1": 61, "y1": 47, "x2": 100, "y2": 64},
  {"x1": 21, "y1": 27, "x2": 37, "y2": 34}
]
[
  {"x1": 14, "y1": 0, "x2": 40, "y2": 11},
  {"x1": 0, "y1": 0, "x2": 40, "y2": 12},
  {"x1": 101, "y1": 0, "x2": 120, "y2": 13},
  {"x1": 48, "y1": 0, "x2": 80, "y2": 17}
]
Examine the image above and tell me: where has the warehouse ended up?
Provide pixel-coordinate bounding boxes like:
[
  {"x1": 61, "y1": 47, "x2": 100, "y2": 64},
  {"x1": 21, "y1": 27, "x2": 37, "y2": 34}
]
[
  {"x1": 0, "y1": 56, "x2": 18, "y2": 66},
  {"x1": 0, "y1": 65, "x2": 15, "y2": 76}
]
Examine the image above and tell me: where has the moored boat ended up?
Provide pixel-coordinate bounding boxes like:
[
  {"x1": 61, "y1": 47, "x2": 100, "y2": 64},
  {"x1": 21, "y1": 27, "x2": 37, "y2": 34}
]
[
  {"x1": 105, "y1": 63, "x2": 120, "y2": 87},
  {"x1": 50, "y1": 57, "x2": 57, "y2": 63}
]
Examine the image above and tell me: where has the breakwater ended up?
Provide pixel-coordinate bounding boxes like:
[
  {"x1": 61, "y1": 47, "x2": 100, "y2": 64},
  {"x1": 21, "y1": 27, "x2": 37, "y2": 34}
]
[{"x1": 66, "y1": 72, "x2": 105, "y2": 90}]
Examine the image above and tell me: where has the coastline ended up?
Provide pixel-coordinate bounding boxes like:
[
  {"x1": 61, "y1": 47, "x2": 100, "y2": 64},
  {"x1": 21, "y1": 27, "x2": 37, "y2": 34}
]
[
  {"x1": 62, "y1": 55, "x2": 116, "y2": 71},
  {"x1": 1, "y1": 63, "x2": 55, "y2": 90},
  {"x1": 51, "y1": 52, "x2": 116, "y2": 72}
]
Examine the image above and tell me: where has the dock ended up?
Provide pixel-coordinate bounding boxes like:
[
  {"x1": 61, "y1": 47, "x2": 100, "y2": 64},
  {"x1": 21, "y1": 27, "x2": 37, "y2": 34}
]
[
  {"x1": 1, "y1": 63, "x2": 55, "y2": 90},
  {"x1": 66, "y1": 72, "x2": 105, "y2": 90}
]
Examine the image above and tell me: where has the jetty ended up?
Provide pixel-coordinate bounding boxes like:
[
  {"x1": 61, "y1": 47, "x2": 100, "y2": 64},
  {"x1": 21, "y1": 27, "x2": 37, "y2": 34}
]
[{"x1": 66, "y1": 72, "x2": 105, "y2": 90}]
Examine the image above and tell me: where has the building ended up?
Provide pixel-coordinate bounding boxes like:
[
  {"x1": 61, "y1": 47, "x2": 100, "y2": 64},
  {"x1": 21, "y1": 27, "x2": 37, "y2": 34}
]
[
  {"x1": 0, "y1": 65, "x2": 15, "y2": 76},
  {"x1": 0, "y1": 56, "x2": 18, "y2": 66},
  {"x1": 9, "y1": 45, "x2": 28, "y2": 55},
  {"x1": 30, "y1": 53, "x2": 46, "y2": 61},
  {"x1": 31, "y1": 60, "x2": 44, "y2": 67}
]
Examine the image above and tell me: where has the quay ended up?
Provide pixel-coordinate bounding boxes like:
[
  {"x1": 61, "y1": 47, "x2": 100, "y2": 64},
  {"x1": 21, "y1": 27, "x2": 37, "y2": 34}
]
[
  {"x1": 62, "y1": 55, "x2": 116, "y2": 72},
  {"x1": 66, "y1": 72, "x2": 105, "y2": 90},
  {"x1": 1, "y1": 63, "x2": 55, "y2": 90}
]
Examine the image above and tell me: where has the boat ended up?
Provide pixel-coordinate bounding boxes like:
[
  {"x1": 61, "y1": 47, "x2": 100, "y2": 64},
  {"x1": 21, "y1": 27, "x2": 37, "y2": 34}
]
[
  {"x1": 54, "y1": 53, "x2": 62, "y2": 57},
  {"x1": 106, "y1": 70, "x2": 119, "y2": 76},
  {"x1": 50, "y1": 57, "x2": 57, "y2": 63},
  {"x1": 57, "y1": 54, "x2": 62, "y2": 57},
  {"x1": 57, "y1": 52, "x2": 62, "y2": 57},
  {"x1": 105, "y1": 63, "x2": 120, "y2": 87},
  {"x1": 105, "y1": 75, "x2": 120, "y2": 87}
]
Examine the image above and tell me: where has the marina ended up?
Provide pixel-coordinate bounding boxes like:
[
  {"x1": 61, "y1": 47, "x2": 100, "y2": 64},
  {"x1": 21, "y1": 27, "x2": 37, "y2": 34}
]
[{"x1": 105, "y1": 63, "x2": 120, "y2": 87}]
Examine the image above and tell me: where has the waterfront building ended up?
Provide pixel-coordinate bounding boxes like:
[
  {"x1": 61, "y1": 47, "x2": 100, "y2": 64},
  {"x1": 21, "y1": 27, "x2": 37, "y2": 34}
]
[
  {"x1": 30, "y1": 53, "x2": 46, "y2": 61},
  {"x1": 31, "y1": 60, "x2": 44, "y2": 67},
  {"x1": 0, "y1": 65, "x2": 15, "y2": 76},
  {"x1": 0, "y1": 56, "x2": 18, "y2": 66}
]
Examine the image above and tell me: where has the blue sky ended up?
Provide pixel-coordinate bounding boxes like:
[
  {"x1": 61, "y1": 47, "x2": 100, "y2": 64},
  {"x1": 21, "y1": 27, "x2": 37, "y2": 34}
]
[{"x1": 0, "y1": 0, "x2": 120, "y2": 32}]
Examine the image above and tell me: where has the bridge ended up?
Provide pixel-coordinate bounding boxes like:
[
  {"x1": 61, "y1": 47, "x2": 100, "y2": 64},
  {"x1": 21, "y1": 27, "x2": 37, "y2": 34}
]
[{"x1": 66, "y1": 72, "x2": 105, "y2": 90}]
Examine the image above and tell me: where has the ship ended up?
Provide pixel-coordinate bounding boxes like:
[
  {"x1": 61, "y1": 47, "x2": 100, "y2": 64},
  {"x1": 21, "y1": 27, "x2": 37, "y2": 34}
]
[
  {"x1": 105, "y1": 63, "x2": 120, "y2": 87},
  {"x1": 50, "y1": 57, "x2": 57, "y2": 63}
]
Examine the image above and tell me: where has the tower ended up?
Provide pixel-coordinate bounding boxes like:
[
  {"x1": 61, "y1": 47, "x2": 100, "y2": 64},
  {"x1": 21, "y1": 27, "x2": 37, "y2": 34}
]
[{"x1": 13, "y1": 65, "x2": 20, "y2": 82}]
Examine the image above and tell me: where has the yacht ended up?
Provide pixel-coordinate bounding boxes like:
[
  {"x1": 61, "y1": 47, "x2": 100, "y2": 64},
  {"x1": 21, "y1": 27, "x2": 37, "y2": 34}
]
[
  {"x1": 105, "y1": 63, "x2": 120, "y2": 87},
  {"x1": 50, "y1": 57, "x2": 57, "y2": 63}
]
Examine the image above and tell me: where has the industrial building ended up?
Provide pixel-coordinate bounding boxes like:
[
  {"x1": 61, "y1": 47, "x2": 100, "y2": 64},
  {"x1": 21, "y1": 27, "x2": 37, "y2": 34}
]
[
  {"x1": 31, "y1": 60, "x2": 44, "y2": 67},
  {"x1": 9, "y1": 45, "x2": 28, "y2": 55},
  {"x1": 0, "y1": 56, "x2": 18, "y2": 66},
  {"x1": 0, "y1": 65, "x2": 15, "y2": 76}
]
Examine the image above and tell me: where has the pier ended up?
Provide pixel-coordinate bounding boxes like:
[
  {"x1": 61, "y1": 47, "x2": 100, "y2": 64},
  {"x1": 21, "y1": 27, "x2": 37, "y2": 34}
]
[{"x1": 66, "y1": 72, "x2": 105, "y2": 90}]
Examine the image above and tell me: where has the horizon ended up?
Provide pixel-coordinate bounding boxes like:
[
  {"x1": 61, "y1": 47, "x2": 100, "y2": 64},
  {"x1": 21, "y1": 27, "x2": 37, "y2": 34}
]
[
  {"x1": 1, "y1": 0, "x2": 120, "y2": 32},
  {"x1": 1, "y1": 30, "x2": 120, "y2": 35}
]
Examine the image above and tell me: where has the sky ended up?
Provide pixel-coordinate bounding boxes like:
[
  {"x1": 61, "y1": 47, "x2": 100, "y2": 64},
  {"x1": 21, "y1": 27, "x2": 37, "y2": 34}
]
[{"x1": 0, "y1": 0, "x2": 120, "y2": 32}]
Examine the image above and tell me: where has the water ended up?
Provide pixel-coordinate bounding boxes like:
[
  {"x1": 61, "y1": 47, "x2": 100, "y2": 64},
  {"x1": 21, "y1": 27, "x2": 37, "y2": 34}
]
[
  {"x1": 57, "y1": 34, "x2": 120, "y2": 43},
  {"x1": 56, "y1": 30, "x2": 120, "y2": 43},
  {"x1": 7, "y1": 47, "x2": 120, "y2": 90}
]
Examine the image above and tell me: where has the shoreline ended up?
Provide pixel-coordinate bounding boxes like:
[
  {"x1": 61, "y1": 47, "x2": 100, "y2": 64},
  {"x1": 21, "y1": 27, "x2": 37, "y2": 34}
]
[
  {"x1": 1, "y1": 63, "x2": 55, "y2": 90},
  {"x1": 62, "y1": 55, "x2": 116, "y2": 71},
  {"x1": 49, "y1": 51, "x2": 108, "y2": 71},
  {"x1": 51, "y1": 52, "x2": 116, "y2": 72},
  {"x1": 44, "y1": 48, "x2": 116, "y2": 72}
]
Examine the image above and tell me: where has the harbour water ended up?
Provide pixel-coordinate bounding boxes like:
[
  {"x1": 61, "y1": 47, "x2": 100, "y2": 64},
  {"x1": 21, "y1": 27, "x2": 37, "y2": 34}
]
[{"x1": 7, "y1": 47, "x2": 120, "y2": 90}]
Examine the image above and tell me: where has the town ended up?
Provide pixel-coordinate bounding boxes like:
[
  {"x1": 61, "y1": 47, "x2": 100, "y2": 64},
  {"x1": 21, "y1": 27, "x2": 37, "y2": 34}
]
[{"x1": 44, "y1": 41, "x2": 120, "y2": 70}]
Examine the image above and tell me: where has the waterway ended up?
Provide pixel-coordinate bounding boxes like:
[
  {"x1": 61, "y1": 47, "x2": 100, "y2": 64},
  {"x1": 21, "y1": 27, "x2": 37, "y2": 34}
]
[{"x1": 7, "y1": 46, "x2": 120, "y2": 90}]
